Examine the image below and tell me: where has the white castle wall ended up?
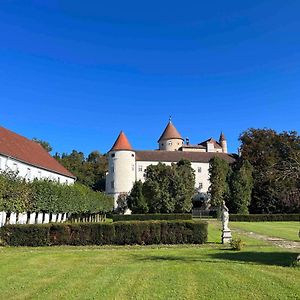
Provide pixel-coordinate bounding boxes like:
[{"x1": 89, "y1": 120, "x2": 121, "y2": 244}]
[
  {"x1": 0, "y1": 154, "x2": 75, "y2": 184},
  {"x1": 159, "y1": 138, "x2": 183, "y2": 151},
  {"x1": 106, "y1": 150, "x2": 136, "y2": 206}
]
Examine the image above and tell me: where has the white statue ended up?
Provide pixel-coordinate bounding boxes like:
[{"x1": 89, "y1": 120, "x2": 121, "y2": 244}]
[
  {"x1": 221, "y1": 201, "x2": 230, "y2": 231},
  {"x1": 221, "y1": 201, "x2": 232, "y2": 243}
]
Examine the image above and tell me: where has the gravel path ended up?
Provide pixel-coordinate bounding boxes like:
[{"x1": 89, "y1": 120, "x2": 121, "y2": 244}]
[{"x1": 232, "y1": 228, "x2": 300, "y2": 249}]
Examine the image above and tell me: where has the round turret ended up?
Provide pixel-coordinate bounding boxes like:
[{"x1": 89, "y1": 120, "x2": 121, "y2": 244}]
[
  {"x1": 106, "y1": 131, "x2": 136, "y2": 208},
  {"x1": 158, "y1": 120, "x2": 184, "y2": 151},
  {"x1": 219, "y1": 132, "x2": 228, "y2": 153}
]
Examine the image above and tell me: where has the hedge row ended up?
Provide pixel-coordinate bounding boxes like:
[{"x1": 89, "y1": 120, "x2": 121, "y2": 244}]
[
  {"x1": 112, "y1": 214, "x2": 192, "y2": 222},
  {"x1": 0, "y1": 171, "x2": 113, "y2": 213},
  {"x1": 230, "y1": 214, "x2": 300, "y2": 222},
  {"x1": 0, "y1": 221, "x2": 207, "y2": 246}
]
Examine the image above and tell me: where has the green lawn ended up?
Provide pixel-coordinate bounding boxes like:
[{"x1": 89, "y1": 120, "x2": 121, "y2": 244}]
[
  {"x1": 0, "y1": 222, "x2": 299, "y2": 300},
  {"x1": 230, "y1": 221, "x2": 300, "y2": 241}
]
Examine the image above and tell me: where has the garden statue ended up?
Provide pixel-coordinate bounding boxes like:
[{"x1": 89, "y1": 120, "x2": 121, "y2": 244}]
[{"x1": 221, "y1": 201, "x2": 232, "y2": 244}]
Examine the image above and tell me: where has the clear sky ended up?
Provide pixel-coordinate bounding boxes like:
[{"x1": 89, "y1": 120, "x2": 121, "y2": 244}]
[{"x1": 0, "y1": 0, "x2": 299, "y2": 155}]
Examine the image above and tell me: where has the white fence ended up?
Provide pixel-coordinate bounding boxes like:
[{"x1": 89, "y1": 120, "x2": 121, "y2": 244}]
[{"x1": 0, "y1": 211, "x2": 68, "y2": 227}]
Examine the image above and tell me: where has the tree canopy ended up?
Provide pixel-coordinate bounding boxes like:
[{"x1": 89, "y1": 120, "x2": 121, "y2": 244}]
[{"x1": 127, "y1": 160, "x2": 195, "y2": 214}]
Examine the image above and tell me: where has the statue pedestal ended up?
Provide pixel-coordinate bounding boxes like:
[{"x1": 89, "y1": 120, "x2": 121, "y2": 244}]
[{"x1": 222, "y1": 229, "x2": 232, "y2": 244}]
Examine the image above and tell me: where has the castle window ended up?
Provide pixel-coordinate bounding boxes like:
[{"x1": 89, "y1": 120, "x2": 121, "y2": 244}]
[
  {"x1": 111, "y1": 167, "x2": 114, "y2": 173},
  {"x1": 38, "y1": 170, "x2": 42, "y2": 179},
  {"x1": 199, "y1": 182, "x2": 203, "y2": 189},
  {"x1": 168, "y1": 141, "x2": 172, "y2": 146},
  {"x1": 138, "y1": 165, "x2": 143, "y2": 172},
  {"x1": 27, "y1": 168, "x2": 31, "y2": 180},
  {"x1": 13, "y1": 163, "x2": 18, "y2": 171},
  {"x1": 111, "y1": 153, "x2": 115, "y2": 157},
  {"x1": 132, "y1": 164, "x2": 135, "y2": 171},
  {"x1": 198, "y1": 167, "x2": 202, "y2": 173},
  {"x1": 111, "y1": 181, "x2": 114, "y2": 189},
  {"x1": 131, "y1": 154, "x2": 135, "y2": 157}
]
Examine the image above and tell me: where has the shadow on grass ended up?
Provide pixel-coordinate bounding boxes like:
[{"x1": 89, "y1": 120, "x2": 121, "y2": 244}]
[
  {"x1": 208, "y1": 251, "x2": 298, "y2": 267},
  {"x1": 130, "y1": 251, "x2": 298, "y2": 267}
]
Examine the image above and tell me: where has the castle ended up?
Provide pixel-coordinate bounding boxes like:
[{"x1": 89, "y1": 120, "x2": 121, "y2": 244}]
[{"x1": 106, "y1": 120, "x2": 235, "y2": 208}]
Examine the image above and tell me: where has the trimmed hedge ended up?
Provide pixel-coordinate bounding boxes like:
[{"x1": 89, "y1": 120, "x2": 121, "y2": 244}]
[
  {"x1": 230, "y1": 214, "x2": 300, "y2": 222},
  {"x1": 112, "y1": 214, "x2": 192, "y2": 222},
  {"x1": 0, "y1": 220, "x2": 207, "y2": 246},
  {"x1": 0, "y1": 171, "x2": 114, "y2": 214}
]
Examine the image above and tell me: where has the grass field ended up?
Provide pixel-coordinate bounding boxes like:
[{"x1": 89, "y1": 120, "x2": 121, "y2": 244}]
[
  {"x1": 230, "y1": 221, "x2": 300, "y2": 241},
  {"x1": 0, "y1": 221, "x2": 299, "y2": 300}
]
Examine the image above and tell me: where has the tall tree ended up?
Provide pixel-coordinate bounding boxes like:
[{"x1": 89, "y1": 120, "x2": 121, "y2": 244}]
[
  {"x1": 172, "y1": 159, "x2": 195, "y2": 212},
  {"x1": 240, "y1": 128, "x2": 300, "y2": 213},
  {"x1": 55, "y1": 150, "x2": 108, "y2": 191},
  {"x1": 142, "y1": 160, "x2": 195, "y2": 213},
  {"x1": 208, "y1": 157, "x2": 230, "y2": 207},
  {"x1": 228, "y1": 159, "x2": 253, "y2": 214}
]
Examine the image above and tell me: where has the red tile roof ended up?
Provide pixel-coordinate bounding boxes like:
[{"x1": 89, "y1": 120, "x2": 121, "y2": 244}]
[
  {"x1": 199, "y1": 138, "x2": 222, "y2": 149},
  {"x1": 111, "y1": 131, "x2": 133, "y2": 151},
  {"x1": 136, "y1": 150, "x2": 235, "y2": 163},
  {"x1": 158, "y1": 121, "x2": 183, "y2": 142},
  {"x1": 0, "y1": 126, "x2": 75, "y2": 178}
]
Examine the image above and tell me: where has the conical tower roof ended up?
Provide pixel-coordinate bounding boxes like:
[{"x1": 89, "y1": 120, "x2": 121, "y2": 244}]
[
  {"x1": 158, "y1": 121, "x2": 183, "y2": 142},
  {"x1": 219, "y1": 132, "x2": 226, "y2": 142},
  {"x1": 111, "y1": 131, "x2": 133, "y2": 151}
]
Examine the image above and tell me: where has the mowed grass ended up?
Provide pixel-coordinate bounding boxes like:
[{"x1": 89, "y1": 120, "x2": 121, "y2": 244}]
[
  {"x1": 230, "y1": 221, "x2": 300, "y2": 241},
  {"x1": 0, "y1": 221, "x2": 299, "y2": 300}
]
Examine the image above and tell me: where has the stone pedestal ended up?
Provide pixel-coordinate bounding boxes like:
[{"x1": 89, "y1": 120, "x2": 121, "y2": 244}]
[{"x1": 222, "y1": 229, "x2": 232, "y2": 244}]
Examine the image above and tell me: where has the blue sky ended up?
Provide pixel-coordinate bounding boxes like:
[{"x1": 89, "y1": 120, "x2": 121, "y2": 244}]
[{"x1": 0, "y1": 0, "x2": 299, "y2": 155}]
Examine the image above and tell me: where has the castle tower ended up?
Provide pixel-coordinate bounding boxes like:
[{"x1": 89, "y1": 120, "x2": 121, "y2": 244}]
[
  {"x1": 158, "y1": 120, "x2": 184, "y2": 151},
  {"x1": 219, "y1": 132, "x2": 228, "y2": 153},
  {"x1": 106, "y1": 131, "x2": 136, "y2": 208}
]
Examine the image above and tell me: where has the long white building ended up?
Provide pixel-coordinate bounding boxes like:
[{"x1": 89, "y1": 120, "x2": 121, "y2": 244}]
[
  {"x1": 0, "y1": 126, "x2": 75, "y2": 184},
  {"x1": 106, "y1": 120, "x2": 235, "y2": 208}
]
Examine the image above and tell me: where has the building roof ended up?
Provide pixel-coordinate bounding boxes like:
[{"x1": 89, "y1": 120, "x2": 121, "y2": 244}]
[
  {"x1": 199, "y1": 138, "x2": 222, "y2": 149},
  {"x1": 158, "y1": 121, "x2": 183, "y2": 142},
  {"x1": 180, "y1": 144, "x2": 206, "y2": 149},
  {"x1": 0, "y1": 126, "x2": 75, "y2": 178},
  {"x1": 111, "y1": 131, "x2": 133, "y2": 151},
  {"x1": 135, "y1": 150, "x2": 235, "y2": 163},
  {"x1": 219, "y1": 132, "x2": 226, "y2": 142}
]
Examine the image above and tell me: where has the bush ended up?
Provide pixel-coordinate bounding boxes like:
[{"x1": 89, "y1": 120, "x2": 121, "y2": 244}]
[
  {"x1": 0, "y1": 221, "x2": 207, "y2": 246},
  {"x1": 0, "y1": 224, "x2": 50, "y2": 246},
  {"x1": 229, "y1": 214, "x2": 300, "y2": 222},
  {"x1": 112, "y1": 214, "x2": 192, "y2": 222},
  {"x1": 0, "y1": 171, "x2": 114, "y2": 214},
  {"x1": 230, "y1": 238, "x2": 244, "y2": 251}
]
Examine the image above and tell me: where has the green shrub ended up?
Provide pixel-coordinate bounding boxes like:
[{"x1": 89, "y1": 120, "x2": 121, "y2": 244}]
[
  {"x1": 0, "y1": 224, "x2": 50, "y2": 246},
  {"x1": 112, "y1": 213, "x2": 192, "y2": 222},
  {"x1": 0, "y1": 221, "x2": 207, "y2": 246},
  {"x1": 230, "y1": 238, "x2": 244, "y2": 251},
  {"x1": 230, "y1": 214, "x2": 300, "y2": 222},
  {"x1": 0, "y1": 171, "x2": 114, "y2": 214}
]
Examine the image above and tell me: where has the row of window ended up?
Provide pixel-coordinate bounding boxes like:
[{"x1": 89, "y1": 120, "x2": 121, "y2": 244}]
[
  {"x1": 110, "y1": 181, "x2": 203, "y2": 190},
  {"x1": 110, "y1": 165, "x2": 203, "y2": 173},
  {"x1": 0, "y1": 161, "x2": 68, "y2": 184}
]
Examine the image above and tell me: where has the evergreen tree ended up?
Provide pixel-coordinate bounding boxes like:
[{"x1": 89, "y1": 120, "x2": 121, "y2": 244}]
[
  {"x1": 172, "y1": 159, "x2": 195, "y2": 212},
  {"x1": 228, "y1": 159, "x2": 253, "y2": 214},
  {"x1": 127, "y1": 181, "x2": 148, "y2": 213},
  {"x1": 208, "y1": 157, "x2": 230, "y2": 207}
]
